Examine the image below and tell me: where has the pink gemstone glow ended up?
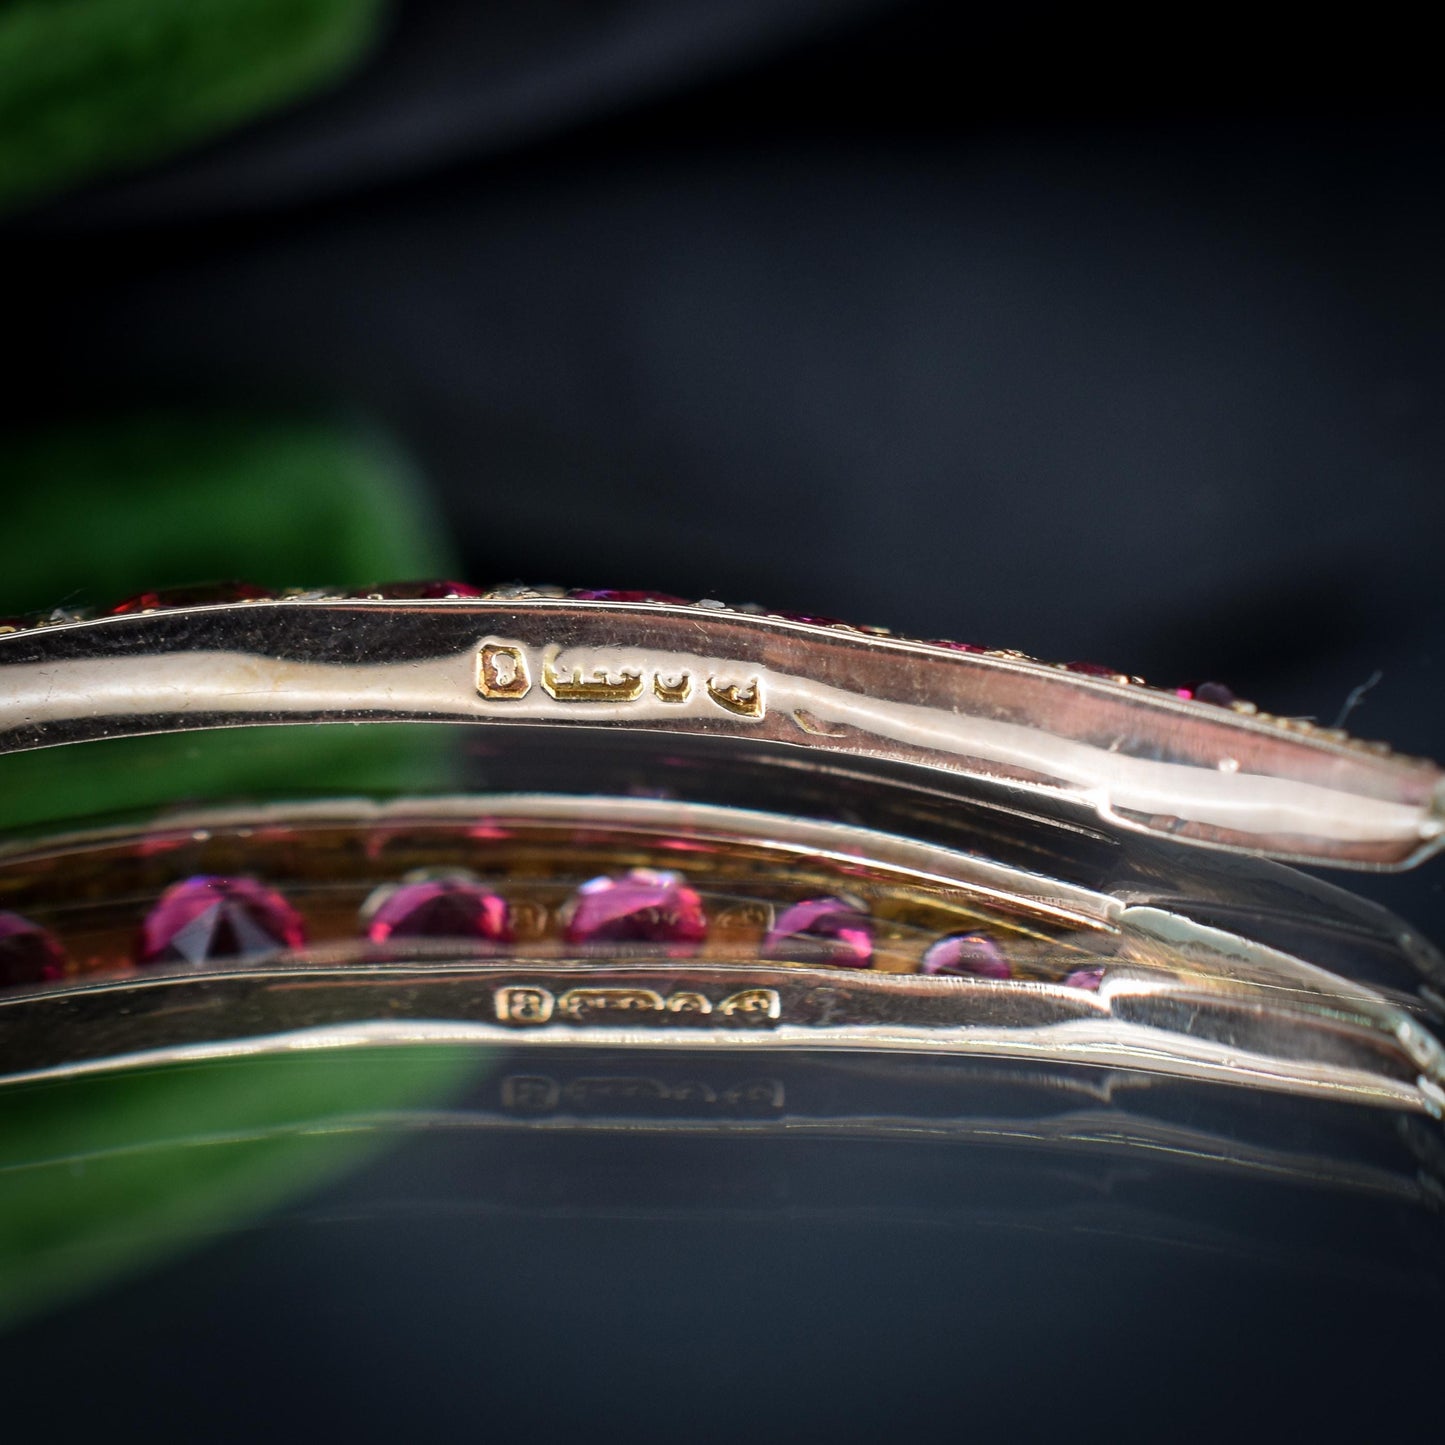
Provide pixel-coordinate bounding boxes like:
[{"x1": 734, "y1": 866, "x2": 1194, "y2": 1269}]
[
  {"x1": 762, "y1": 897, "x2": 873, "y2": 968},
  {"x1": 569, "y1": 589, "x2": 690, "y2": 605},
  {"x1": 920, "y1": 932, "x2": 1011, "y2": 979},
  {"x1": 366, "y1": 878, "x2": 511, "y2": 945},
  {"x1": 0, "y1": 912, "x2": 67, "y2": 987},
  {"x1": 350, "y1": 581, "x2": 485, "y2": 599},
  {"x1": 1179, "y1": 681, "x2": 1237, "y2": 707},
  {"x1": 109, "y1": 582, "x2": 275, "y2": 615},
  {"x1": 138, "y1": 876, "x2": 306, "y2": 967},
  {"x1": 562, "y1": 868, "x2": 706, "y2": 954}
]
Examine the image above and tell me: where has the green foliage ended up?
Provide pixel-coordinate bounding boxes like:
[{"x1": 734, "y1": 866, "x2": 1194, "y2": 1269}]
[
  {"x1": 0, "y1": 412, "x2": 449, "y2": 616},
  {"x1": 0, "y1": 411, "x2": 459, "y2": 827},
  {"x1": 0, "y1": 0, "x2": 386, "y2": 212}
]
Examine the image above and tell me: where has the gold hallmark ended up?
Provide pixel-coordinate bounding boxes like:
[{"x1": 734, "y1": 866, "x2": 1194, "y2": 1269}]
[
  {"x1": 496, "y1": 985, "x2": 555, "y2": 1024},
  {"x1": 477, "y1": 642, "x2": 762, "y2": 717},
  {"x1": 541, "y1": 651, "x2": 645, "y2": 702},
  {"x1": 505, "y1": 898, "x2": 550, "y2": 942},
  {"x1": 557, "y1": 987, "x2": 666, "y2": 1020},
  {"x1": 717, "y1": 988, "x2": 782, "y2": 1022},
  {"x1": 665, "y1": 991, "x2": 712, "y2": 1015},
  {"x1": 652, "y1": 670, "x2": 693, "y2": 704},
  {"x1": 494, "y1": 984, "x2": 782, "y2": 1027},
  {"x1": 477, "y1": 643, "x2": 532, "y2": 699},
  {"x1": 705, "y1": 676, "x2": 764, "y2": 718}
]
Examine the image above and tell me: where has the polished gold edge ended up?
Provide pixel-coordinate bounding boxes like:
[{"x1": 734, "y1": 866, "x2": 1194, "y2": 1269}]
[
  {"x1": 0, "y1": 1016, "x2": 1433, "y2": 1114},
  {"x1": 0, "y1": 590, "x2": 1422, "y2": 763},
  {"x1": 1, "y1": 597, "x2": 1439, "y2": 869}
]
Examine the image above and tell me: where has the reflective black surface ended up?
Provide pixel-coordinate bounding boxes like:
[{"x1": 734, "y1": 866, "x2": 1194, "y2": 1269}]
[{"x1": 5, "y1": 1048, "x2": 1444, "y2": 1442}]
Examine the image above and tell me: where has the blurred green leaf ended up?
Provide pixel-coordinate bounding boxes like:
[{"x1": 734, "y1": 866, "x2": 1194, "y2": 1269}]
[
  {"x1": 0, "y1": 412, "x2": 459, "y2": 820},
  {"x1": 0, "y1": 0, "x2": 387, "y2": 213},
  {"x1": 0, "y1": 412, "x2": 448, "y2": 616}
]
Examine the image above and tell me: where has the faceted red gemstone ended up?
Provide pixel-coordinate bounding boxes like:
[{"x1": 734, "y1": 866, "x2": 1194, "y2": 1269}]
[
  {"x1": 349, "y1": 580, "x2": 486, "y2": 599},
  {"x1": 1063, "y1": 661, "x2": 1117, "y2": 677},
  {"x1": 109, "y1": 582, "x2": 275, "y2": 615},
  {"x1": 1063, "y1": 965, "x2": 1106, "y2": 991},
  {"x1": 762, "y1": 897, "x2": 873, "y2": 968},
  {"x1": 0, "y1": 912, "x2": 67, "y2": 987},
  {"x1": 365, "y1": 878, "x2": 511, "y2": 945},
  {"x1": 929, "y1": 639, "x2": 987, "y2": 653},
  {"x1": 920, "y1": 932, "x2": 1010, "y2": 979},
  {"x1": 1181, "y1": 680, "x2": 1237, "y2": 707},
  {"x1": 773, "y1": 611, "x2": 847, "y2": 627},
  {"x1": 562, "y1": 868, "x2": 706, "y2": 954},
  {"x1": 569, "y1": 589, "x2": 690, "y2": 605},
  {"x1": 137, "y1": 876, "x2": 306, "y2": 967}
]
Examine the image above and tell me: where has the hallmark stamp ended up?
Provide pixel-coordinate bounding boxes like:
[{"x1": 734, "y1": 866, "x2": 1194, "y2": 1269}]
[
  {"x1": 652, "y1": 670, "x2": 693, "y2": 704},
  {"x1": 494, "y1": 984, "x2": 781, "y2": 1028},
  {"x1": 476, "y1": 639, "x2": 764, "y2": 719},
  {"x1": 477, "y1": 643, "x2": 531, "y2": 699},
  {"x1": 495, "y1": 986, "x2": 554, "y2": 1024},
  {"x1": 541, "y1": 653, "x2": 645, "y2": 703},
  {"x1": 556, "y1": 987, "x2": 667, "y2": 1020},
  {"x1": 704, "y1": 677, "x2": 764, "y2": 718}
]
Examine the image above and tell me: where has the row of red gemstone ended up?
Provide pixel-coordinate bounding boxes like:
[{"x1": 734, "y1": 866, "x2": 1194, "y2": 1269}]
[{"x1": 0, "y1": 873, "x2": 1103, "y2": 990}]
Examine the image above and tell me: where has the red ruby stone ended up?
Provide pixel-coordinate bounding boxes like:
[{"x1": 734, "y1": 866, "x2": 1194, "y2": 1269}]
[
  {"x1": 366, "y1": 879, "x2": 511, "y2": 945},
  {"x1": 137, "y1": 876, "x2": 306, "y2": 967},
  {"x1": 930, "y1": 639, "x2": 988, "y2": 653},
  {"x1": 773, "y1": 611, "x2": 847, "y2": 627},
  {"x1": 762, "y1": 897, "x2": 873, "y2": 968},
  {"x1": 562, "y1": 868, "x2": 707, "y2": 954},
  {"x1": 1179, "y1": 680, "x2": 1237, "y2": 707},
  {"x1": 569, "y1": 589, "x2": 690, "y2": 605},
  {"x1": 920, "y1": 932, "x2": 1011, "y2": 979},
  {"x1": 109, "y1": 582, "x2": 276, "y2": 615},
  {"x1": 350, "y1": 580, "x2": 486, "y2": 599},
  {"x1": 1064, "y1": 965, "x2": 1106, "y2": 991},
  {"x1": 1063, "y1": 661, "x2": 1117, "y2": 677},
  {"x1": 0, "y1": 912, "x2": 67, "y2": 987}
]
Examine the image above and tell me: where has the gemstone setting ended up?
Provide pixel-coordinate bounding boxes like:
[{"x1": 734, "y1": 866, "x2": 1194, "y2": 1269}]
[
  {"x1": 0, "y1": 912, "x2": 67, "y2": 987},
  {"x1": 109, "y1": 582, "x2": 275, "y2": 614},
  {"x1": 920, "y1": 932, "x2": 1011, "y2": 978},
  {"x1": 568, "y1": 589, "x2": 690, "y2": 605},
  {"x1": 364, "y1": 874, "x2": 511, "y2": 945},
  {"x1": 348, "y1": 580, "x2": 486, "y2": 599},
  {"x1": 137, "y1": 876, "x2": 306, "y2": 967},
  {"x1": 762, "y1": 896, "x2": 873, "y2": 968},
  {"x1": 562, "y1": 868, "x2": 707, "y2": 954}
]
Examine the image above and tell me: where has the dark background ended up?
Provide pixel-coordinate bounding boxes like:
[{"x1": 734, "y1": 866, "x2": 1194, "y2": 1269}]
[{"x1": 2, "y1": 2, "x2": 1444, "y2": 1438}]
